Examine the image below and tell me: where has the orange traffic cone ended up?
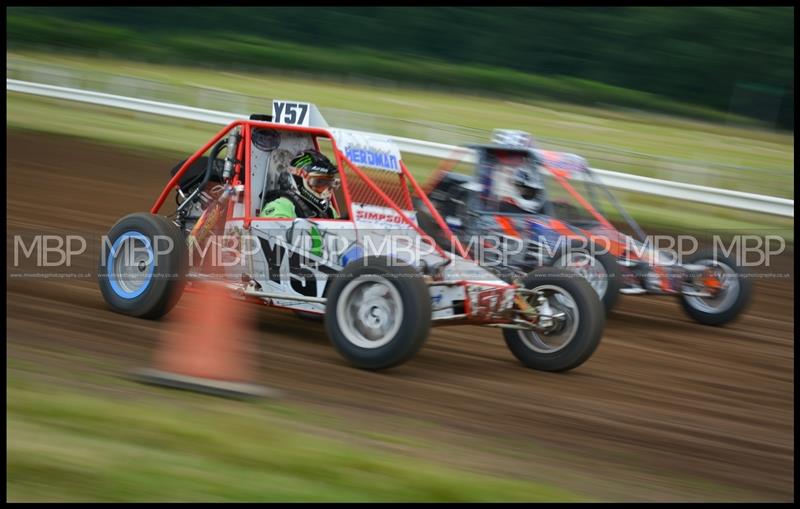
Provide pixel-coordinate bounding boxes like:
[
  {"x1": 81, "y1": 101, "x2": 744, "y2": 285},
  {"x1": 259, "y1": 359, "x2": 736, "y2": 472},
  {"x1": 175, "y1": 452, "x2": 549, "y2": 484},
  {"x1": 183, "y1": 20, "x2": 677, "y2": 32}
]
[{"x1": 134, "y1": 281, "x2": 278, "y2": 399}]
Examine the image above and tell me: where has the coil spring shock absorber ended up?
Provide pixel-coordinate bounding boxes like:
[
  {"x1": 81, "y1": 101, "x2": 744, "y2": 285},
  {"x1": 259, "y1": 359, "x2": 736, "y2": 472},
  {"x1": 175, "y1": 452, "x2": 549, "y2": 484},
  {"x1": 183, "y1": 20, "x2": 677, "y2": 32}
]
[{"x1": 188, "y1": 129, "x2": 241, "y2": 251}]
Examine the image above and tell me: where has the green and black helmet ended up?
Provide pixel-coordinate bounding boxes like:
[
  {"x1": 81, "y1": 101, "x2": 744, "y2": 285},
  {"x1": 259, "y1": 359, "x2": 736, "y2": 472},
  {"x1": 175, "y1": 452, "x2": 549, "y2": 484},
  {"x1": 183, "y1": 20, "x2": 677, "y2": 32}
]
[{"x1": 289, "y1": 149, "x2": 341, "y2": 208}]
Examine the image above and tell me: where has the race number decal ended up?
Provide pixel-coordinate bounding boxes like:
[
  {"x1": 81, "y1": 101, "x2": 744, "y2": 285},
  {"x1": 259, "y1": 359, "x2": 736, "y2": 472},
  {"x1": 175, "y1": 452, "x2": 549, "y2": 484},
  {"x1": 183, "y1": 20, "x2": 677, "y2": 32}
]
[
  {"x1": 475, "y1": 288, "x2": 502, "y2": 316},
  {"x1": 491, "y1": 129, "x2": 533, "y2": 148},
  {"x1": 258, "y1": 236, "x2": 336, "y2": 298},
  {"x1": 472, "y1": 287, "x2": 513, "y2": 318},
  {"x1": 272, "y1": 101, "x2": 310, "y2": 126}
]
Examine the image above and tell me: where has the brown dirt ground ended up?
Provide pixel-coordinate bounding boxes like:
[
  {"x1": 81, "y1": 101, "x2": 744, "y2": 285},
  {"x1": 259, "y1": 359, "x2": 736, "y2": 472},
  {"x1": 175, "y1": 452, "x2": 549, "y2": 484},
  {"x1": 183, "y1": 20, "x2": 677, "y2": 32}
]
[{"x1": 6, "y1": 131, "x2": 794, "y2": 501}]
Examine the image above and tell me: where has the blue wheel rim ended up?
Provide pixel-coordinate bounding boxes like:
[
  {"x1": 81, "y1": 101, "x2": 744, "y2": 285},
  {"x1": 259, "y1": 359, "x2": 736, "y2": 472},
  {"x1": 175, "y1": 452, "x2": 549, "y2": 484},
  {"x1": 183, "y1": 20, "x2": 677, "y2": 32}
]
[{"x1": 107, "y1": 231, "x2": 155, "y2": 299}]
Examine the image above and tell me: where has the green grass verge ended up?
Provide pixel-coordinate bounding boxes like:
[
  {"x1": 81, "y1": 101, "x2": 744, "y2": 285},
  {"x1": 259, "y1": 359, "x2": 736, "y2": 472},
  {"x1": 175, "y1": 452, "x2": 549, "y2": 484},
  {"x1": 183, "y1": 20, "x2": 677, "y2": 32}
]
[
  {"x1": 8, "y1": 51, "x2": 794, "y2": 197},
  {"x1": 7, "y1": 92, "x2": 219, "y2": 157},
  {"x1": 6, "y1": 375, "x2": 580, "y2": 502}
]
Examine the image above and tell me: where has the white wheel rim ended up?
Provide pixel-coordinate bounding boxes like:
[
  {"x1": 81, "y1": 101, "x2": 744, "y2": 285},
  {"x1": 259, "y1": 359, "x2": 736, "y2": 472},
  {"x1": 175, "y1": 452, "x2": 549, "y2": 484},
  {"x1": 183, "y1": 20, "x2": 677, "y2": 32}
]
[
  {"x1": 336, "y1": 275, "x2": 403, "y2": 349},
  {"x1": 556, "y1": 251, "x2": 608, "y2": 298},
  {"x1": 517, "y1": 284, "x2": 580, "y2": 354},
  {"x1": 684, "y1": 259, "x2": 740, "y2": 314}
]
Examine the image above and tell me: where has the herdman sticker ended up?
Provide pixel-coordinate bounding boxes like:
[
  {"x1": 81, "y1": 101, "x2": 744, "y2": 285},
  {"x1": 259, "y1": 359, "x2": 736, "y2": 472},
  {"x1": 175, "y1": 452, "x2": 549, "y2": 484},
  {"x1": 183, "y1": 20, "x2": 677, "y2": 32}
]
[
  {"x1": 344, "y1": 146, "x2": 399, "y2": 172},
  {"x1": 330, "y1": 128, "x2": 403, "y2": 173}
]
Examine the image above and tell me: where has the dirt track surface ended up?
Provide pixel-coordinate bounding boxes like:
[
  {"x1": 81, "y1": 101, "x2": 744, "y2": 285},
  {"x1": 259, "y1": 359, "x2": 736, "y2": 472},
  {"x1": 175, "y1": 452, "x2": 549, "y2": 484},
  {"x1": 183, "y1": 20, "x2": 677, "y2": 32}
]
[{"x1": 6, "y1": 132, "x2": 794, "y2": 501}]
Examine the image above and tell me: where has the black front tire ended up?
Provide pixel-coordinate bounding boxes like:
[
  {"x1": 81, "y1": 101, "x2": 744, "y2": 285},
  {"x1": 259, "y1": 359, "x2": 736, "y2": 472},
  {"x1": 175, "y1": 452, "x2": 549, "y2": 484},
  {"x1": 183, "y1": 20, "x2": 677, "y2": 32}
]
[
  {"x1": 504, "y1": 267, "x2": 605, "y2": 372},
  {"x1": 98, "y1": 212, "x2": 187, "y2": 319},
  {"x1": 325, "y1": 256, "x2": 431, "y2": 370}
]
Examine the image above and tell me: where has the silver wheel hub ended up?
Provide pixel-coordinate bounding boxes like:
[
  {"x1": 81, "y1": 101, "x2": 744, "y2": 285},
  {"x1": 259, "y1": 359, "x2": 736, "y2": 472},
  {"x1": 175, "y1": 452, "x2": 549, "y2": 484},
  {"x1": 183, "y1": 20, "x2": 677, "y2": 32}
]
[
  {"x1": 684, "y1": 259, "x2": 739, "y2": 313},
  {"x1": 337, "y1": 275, "x2": 403, "y2": 349},
  {"x1": 518, "y1": 285, "x2": 580, "y2": 354},
  {"x1": 114, "y1": 237, "x2": 153, "y2": 294}
]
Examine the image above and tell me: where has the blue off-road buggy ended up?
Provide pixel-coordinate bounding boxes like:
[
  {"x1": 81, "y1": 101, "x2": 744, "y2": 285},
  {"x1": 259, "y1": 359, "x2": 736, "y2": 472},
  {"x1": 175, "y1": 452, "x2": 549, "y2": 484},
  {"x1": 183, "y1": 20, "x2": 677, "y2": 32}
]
[{"x1": 416, "y1": 130, "x2": 752, "y2": 326}]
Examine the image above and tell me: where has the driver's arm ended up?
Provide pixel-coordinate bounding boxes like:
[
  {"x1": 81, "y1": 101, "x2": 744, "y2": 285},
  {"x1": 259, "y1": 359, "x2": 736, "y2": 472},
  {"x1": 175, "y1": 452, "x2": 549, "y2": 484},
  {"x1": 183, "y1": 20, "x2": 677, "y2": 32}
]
[{"x1": 259, "y1": 197, "x2": 297, "y2": 218}]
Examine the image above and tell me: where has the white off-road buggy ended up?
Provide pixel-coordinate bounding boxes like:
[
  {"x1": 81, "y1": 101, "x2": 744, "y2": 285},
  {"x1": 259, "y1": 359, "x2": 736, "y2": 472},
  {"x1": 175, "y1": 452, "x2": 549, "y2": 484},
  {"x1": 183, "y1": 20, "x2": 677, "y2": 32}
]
[{"x1": 98, "y1": 101, "x2": 605, "y2": 371}]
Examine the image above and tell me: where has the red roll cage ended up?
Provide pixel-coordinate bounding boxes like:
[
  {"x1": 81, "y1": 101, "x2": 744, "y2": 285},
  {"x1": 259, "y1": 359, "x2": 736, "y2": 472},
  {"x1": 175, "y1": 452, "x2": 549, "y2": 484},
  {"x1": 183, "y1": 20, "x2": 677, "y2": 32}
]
[{"x1": 150, "y1": 120, "x2": 470, "y2": 260}]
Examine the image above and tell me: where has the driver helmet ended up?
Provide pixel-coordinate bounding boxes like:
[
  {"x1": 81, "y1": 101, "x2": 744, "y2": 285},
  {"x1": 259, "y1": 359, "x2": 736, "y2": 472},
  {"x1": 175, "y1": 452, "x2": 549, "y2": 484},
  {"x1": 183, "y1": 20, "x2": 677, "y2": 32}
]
[
  {"x1": 289, "y1": 150, "x2": 341, "y2": 210},
  {"x1": 508, "y1": 161, "x2": 545, "y2": 213}
]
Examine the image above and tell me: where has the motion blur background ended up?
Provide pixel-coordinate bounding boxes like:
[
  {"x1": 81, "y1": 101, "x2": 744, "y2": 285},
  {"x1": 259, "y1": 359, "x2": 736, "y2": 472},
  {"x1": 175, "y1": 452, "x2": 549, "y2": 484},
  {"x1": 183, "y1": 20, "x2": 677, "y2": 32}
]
[
  {"x1": 6, "y1": 6, "x2": 794, "y2": 502},
  {"x1": 8, "y1": 6, "x2": 795, "y2": 128}
]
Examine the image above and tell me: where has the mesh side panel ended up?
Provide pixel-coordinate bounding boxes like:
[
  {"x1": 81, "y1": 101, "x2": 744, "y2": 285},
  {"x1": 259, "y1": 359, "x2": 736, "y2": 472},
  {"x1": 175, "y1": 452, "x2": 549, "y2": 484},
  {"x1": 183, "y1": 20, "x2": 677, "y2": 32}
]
[{"x1": 343, "y1": 165, "x2": 413, "y2": 210}]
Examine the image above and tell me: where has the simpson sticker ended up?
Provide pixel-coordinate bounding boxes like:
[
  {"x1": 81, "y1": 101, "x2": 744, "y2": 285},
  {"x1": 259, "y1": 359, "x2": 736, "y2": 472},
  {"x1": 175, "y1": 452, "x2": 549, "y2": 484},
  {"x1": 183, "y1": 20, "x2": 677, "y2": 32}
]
[{"x1": 352, "y1": 204, "x2": 417, "y2": 228}]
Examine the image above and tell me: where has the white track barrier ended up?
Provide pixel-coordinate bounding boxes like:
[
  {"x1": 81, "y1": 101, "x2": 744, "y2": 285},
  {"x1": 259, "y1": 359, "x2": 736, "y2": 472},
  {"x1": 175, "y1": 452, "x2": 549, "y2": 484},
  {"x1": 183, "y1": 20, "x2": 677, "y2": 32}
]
[{"x1": 8, "y1": 79, "x2": 793, "y2": 218}]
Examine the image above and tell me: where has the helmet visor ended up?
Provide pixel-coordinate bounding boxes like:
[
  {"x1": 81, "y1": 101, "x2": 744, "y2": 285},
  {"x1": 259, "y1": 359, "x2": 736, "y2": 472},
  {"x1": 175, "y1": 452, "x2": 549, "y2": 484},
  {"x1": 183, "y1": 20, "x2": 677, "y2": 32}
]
[
  {"x1": 306, "y1": 174, "x2": 341, "y2": 195},
  {"x1": 518, "y1": 184, "x2": 540, "y2": 201}
]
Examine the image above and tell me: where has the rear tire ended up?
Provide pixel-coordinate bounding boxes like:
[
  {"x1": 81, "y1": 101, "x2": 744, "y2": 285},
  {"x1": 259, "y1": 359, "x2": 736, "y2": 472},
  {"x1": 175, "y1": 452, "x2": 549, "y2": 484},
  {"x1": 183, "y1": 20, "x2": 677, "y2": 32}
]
[
  {"x1": 504, "y1": 267, "x2": 604, "y2": 372},
  {"x1": 325, "y1": 256, "x2": 431, "y2": 370},
  {"x1": 98, "y1": 213, "x2": 187, "y2": 319},
  {"x1": 679, "y1": 248, "x2": 752, "y2": 326},
  {"x1": 549, "y1": 241, "x2": 622, "y2": 314}
]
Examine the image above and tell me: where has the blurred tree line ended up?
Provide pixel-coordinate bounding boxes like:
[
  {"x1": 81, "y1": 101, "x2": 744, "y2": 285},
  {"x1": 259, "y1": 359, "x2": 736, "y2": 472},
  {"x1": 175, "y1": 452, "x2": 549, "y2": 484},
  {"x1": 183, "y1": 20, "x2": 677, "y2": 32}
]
[{"x1": 7, "y1": 7, "x2": 794, "y2": 129}]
